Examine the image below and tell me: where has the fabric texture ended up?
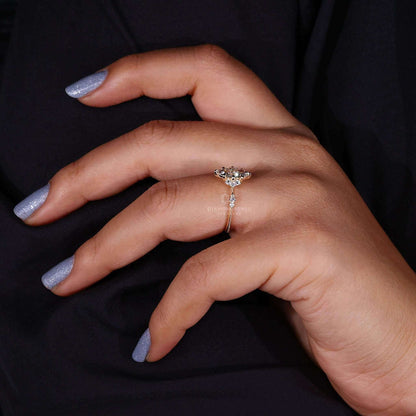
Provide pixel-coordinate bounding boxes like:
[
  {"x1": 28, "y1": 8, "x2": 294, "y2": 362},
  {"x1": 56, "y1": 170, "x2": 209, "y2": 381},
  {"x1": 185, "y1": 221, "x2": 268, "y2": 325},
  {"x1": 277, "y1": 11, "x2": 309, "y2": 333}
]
[{"x1": 0, "y1": 0, "x2": 414, "y2": 414}]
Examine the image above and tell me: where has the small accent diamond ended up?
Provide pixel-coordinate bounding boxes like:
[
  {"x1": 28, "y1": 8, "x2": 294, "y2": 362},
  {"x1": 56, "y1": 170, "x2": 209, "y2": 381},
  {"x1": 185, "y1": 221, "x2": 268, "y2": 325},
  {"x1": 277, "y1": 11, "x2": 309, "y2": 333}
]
[{"x1": 229, "y1": 193, "x2": 236, "y2": 208}]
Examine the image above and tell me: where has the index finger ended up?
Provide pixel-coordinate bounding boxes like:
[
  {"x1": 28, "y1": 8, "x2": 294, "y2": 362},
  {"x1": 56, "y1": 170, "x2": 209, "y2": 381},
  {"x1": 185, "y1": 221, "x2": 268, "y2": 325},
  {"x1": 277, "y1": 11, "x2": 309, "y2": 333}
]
[{"x1": 67, "y1": 44, "x2": 302, "y2": 129}]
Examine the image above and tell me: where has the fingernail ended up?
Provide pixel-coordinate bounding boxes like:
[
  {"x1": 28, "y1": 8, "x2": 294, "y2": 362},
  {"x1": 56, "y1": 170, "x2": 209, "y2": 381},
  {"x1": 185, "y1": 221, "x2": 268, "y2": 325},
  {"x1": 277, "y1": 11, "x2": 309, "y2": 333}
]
[
  {"x1": 41, "y1": 255, "x2": 75, "y2": 290},
  {"x1": 65, "y1": 69, "x2": 108, "y2": 98},
  {"x1": 132, "y1": 328, "x2": 151, "y2": 363},
  {"x1": 13, "y1": 183, "x2": 50, "y2": 220}
]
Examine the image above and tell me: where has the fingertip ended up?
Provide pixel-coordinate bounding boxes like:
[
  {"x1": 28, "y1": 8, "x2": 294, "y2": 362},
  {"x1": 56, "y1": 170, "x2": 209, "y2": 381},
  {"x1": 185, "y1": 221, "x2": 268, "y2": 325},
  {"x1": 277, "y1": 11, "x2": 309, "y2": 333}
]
[
  {"x1": 132, "y1": 327, "x2": 152, "y2": 363},
  {"x1": 41, "y1": 255, "x2": 74, "y2": 286},
  {"x1": 14, "y1": 180, "x2": 66, "y2": 226},
  {"x1": 143, "y1": 336, "x2": 163, "y2": 363},
  {"x1": 13, "y1": 183, "x2": 50, "y2": 223},
  {"x1": 65, "y1": 69, "x2": 108, "y2": 99},
  {"x1": 145, "y1": 317, "x2": 187, "y2": 363}
]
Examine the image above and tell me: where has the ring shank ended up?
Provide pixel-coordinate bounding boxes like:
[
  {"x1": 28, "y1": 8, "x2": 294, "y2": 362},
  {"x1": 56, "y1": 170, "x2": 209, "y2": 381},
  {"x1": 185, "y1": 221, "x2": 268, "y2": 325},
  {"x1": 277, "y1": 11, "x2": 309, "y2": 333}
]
[
  {"x1": 225, "y1": 206, "x2": 233, "y2": 233},
  {"x1": 225, "y1": 187, "x2": 235, "y2": 233}
]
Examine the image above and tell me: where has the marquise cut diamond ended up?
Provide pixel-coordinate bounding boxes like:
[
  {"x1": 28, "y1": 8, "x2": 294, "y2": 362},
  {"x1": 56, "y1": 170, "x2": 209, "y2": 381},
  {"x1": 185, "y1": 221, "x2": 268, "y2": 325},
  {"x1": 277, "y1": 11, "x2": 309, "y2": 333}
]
[{"x1": 215, "y1": 166, "x2": 251, "y2": 187}]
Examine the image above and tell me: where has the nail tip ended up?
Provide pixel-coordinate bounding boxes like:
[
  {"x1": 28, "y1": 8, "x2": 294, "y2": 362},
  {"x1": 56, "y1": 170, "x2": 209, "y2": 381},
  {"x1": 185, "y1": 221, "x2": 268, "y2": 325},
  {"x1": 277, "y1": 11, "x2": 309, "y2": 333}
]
[
  {"x1": 13, "y1": 204, "x2": 30, "y2": 220},
  {"x1": 131, "y1": 352, "x2": 145, "y2": 363},
  {"x1": 40, "y1": 275, "x2": 54, "y2": 290},
  {"x1": 64, "y1": 86, "x2": 80, "y2": 98},
  {"x1": 13, "y1": 183, "x2": 50, "y2": 221},
  {"x1": 132, "y1": 328, "x2": 151, "y2": 363},
  {"x1": 41, "y1": 255, "x2": 75, "y2": 290},
  {"x1": 65, "y1": 70, "x2": 108, "y2": 99}
]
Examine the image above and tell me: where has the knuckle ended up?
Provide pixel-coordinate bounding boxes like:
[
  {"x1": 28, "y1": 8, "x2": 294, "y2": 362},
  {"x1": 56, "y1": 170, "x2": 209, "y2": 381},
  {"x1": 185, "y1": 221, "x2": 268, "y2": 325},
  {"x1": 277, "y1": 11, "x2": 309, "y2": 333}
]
[
  {"x1": 283, "y1": 131, "x2": 319, "y2": 151},
  {"x1": 196, "y1": 43, "x2": 231, "y2": 70},
  {"x1": 123, "y1": 53, "x2": 145, "y2": 73},
  {"x1": 297, "y1": 138, "x2": 334, "y2": 173},
  {"x1": 274, "y1": 129, "x2": 332, "y2": 171},
  {"x1": 308, "y1": 146, "x2": 334, "y2": 173},
  {"x1": 180, "y1": 255, "x2": 211, "y2": 292},
  {"x1": 305, "y1": 129, "x2": 319, "y2": 144},
  {"x1": 138, "y1": 119, "x2": 176, "y2": 145},
  {"x1": 291, "y1": 171, "x2": 333, "y2": 208},
  {"x1": 124, "y1": 120, "x2": 177, "y2": 179},
  {"x1": 294, "y1": 171, "x2": 326, "y2": 194},
  {"x1": 85, "y1": 235, "x2": 101, "y2": 264},
  {"x1": 284, "y1": 126, "x2": 319, "y2": 144},
  {"x1": 75, "y1": 234, "x2": 106, "y2": 271},
  {"x1": 121, "y1": 128, "x2": 146, "y2": 155},
  {"x1": 150, "y1": 303, "x2": 172, "y2": 332},
  {"x1": 51, "y1": 159, "x2": 89, "y2": 203},
  {"x1": 57, "y1": 158, "x2": 84, "y2": 185},
  {"x1": 144, "y1": 179, "x2": 181, "y2": 218}
]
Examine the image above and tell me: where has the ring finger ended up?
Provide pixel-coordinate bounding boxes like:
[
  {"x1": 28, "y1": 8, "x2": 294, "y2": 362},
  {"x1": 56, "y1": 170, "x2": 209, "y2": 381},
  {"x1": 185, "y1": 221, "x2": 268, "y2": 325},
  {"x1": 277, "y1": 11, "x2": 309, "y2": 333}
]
[{"x1": 44, "y1": 171, "x2": 272, "y2": 296}]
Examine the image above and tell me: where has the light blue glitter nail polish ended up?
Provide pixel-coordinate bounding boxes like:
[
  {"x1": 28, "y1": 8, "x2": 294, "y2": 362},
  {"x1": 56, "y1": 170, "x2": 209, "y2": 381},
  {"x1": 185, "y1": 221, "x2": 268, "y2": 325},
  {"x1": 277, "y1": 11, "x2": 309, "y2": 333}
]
[
  {"x1": 65, "y1": 70, "x2": 108, "y2": 98},
  {"x1": 13, "y1": 183, "x2": 50, "y2": 220},
  {"x1": 41, "y1": 255, "x2": 75, "y2": 290},
  {"x1": 132, "y1": 328, "x2": 151, "y2": 362}
]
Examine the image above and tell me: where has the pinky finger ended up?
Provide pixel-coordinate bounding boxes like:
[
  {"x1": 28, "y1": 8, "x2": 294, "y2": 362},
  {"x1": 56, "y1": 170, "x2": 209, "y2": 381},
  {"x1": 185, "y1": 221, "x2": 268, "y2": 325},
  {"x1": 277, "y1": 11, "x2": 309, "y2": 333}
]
[{"x1": 132, "y1": 229, "x2": 299, "y2": 363}]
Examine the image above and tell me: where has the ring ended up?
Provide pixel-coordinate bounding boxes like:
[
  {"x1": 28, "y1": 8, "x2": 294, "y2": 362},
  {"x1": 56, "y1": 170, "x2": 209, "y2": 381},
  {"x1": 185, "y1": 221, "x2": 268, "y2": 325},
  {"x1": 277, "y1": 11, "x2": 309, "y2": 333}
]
[{"x1": 214, "y1": 166, "x2": 252, "y2": 233}]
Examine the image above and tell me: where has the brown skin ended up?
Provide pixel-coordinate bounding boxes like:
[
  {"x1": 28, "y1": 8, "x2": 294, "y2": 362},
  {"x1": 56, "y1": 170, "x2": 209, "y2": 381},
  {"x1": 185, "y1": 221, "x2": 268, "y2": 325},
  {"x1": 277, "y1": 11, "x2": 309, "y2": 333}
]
[{"x1": 22, "y1": 45, "x2": 416, "y2": 415}]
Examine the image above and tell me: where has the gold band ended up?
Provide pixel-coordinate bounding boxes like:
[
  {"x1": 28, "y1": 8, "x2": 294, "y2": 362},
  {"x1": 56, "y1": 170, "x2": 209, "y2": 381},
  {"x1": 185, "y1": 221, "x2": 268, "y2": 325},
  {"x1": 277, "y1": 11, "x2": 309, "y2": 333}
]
[{"x1": 225, "y1": 187, "x2": 235, "y2": 233}]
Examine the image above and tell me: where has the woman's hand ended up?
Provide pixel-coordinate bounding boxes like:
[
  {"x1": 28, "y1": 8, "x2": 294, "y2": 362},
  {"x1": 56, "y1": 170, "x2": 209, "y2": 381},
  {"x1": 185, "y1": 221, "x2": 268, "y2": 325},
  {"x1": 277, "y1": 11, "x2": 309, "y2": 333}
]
[{"x1": 15, "y1": 45, "x2": 416, "y2": 415}]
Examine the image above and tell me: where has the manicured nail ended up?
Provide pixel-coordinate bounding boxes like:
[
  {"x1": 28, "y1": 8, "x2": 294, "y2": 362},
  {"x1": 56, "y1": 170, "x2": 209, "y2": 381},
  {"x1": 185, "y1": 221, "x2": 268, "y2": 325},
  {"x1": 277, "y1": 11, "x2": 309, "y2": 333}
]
[
  {"x1": 65, "y1": 69, "x2": 108, "y2": 98},
  {"x1": 13, "y1": 183, "x2": 50, "y2": 220},
  {"x1": 41, "y1": 255, "x2": 75, "y2": 290},
  {"x1": 132, "y1": 328, "x2": 151, "y2": 362}
]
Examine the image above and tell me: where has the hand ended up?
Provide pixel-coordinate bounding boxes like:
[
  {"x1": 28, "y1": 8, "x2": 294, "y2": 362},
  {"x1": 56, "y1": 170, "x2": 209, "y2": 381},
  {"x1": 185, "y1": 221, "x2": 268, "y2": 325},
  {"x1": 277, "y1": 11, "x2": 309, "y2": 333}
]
[{"x1": 16, "y1": 45, "x2": 416, "y2": 415}]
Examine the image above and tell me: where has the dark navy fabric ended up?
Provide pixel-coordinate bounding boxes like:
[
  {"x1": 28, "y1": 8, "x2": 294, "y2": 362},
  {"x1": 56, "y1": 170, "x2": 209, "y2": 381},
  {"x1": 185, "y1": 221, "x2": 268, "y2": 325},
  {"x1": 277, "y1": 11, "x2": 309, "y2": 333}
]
[{"x1": 0, "y1": 0, "x2": 414, "y2": 414}]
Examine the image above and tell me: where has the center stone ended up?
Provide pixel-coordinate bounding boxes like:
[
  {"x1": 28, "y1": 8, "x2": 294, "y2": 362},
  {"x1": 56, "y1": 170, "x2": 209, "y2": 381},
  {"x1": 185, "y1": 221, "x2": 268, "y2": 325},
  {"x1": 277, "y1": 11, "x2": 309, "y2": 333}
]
[{"x1": 214, "y1": 166, "x2": 251, "y2": 186}]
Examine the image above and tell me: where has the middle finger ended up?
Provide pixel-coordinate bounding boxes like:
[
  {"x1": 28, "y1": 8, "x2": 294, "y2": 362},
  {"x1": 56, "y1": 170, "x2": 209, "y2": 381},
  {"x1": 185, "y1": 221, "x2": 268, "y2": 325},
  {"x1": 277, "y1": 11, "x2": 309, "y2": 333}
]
[{"x1": 22, "y1": 121, "x2": 311, "y2": 225}]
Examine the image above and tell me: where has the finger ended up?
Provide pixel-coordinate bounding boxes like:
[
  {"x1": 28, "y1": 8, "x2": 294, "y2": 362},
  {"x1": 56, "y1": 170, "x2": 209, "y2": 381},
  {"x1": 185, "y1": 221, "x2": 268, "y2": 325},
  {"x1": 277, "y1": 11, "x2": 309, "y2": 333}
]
[
  {"x1": 142, "y1": 227, "x2": 312, "y2": 362},
  {"x1": 24, "y1": 121, "x2": 316, "y2": 225},
  {"x1": 43, "y1": 172, "x2": 277, "y2": 297},
  {"x1": 68, "y1": 44, "x2": 302, "y2": 129}
]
